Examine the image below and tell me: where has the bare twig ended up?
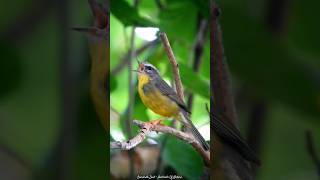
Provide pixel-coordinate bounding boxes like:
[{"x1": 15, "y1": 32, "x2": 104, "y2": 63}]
[
  {"x1": 159, "y1": 32, "x2": 185, "y2": 100},
  {"x1": 125, "y1": 1, "x2": 139, "y2": 179},
  {"x1": 211, "y1": 3, "x2": 237, "y2": 125},
  {"x1": 305, "y1": 130, "x2": 320, "y2": 178},
  {"x1": 187, "y1": 15, "x2": 208, "y2": 109},
  {"x1": 88, "y1": 0, "x2": 108, "y2": 29},
  {"x1": 126, "y1": 26, "x2": 136, "y2": 180},
  {"x1": 56, "y1": 0, "x2": 74, "y2": 179},
  {"x1": 111, "y1": 120, "x2": 210, "y2": 166},
  {"x1": 211, "y1": 1, "x2": 254, "y2": 179}
]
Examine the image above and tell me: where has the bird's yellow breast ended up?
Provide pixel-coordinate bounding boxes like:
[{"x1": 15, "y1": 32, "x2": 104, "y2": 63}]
[{"x1": 138, "y1": 74, "x2": 179, "y2": 117}]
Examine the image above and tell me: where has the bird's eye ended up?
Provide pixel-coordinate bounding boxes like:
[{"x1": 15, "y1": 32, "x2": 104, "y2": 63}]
[{"x1": 145, "y1": 66, "x2": 152, "y2": 71}]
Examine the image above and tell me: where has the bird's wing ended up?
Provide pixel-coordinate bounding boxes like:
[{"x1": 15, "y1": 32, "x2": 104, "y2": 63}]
[
  {"x1": 153, "y1": 77, "x2": 190, "y2": 113},
  {"x1": 211, "y1": 113, "x2": 261, "y2": 165},
  {"x1": 153, "y1": 77, "x2": 209, "y2": 150}
]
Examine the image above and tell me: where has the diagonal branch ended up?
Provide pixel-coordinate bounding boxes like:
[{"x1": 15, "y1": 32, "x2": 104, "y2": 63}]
[
  {"x1": 110, "y1": 120, "x2": 210, "y2": 166},
  {"x1": 187, "y1": 15, "x2": 208, "y2": 109},
  {"x1": 159, "y1": 32, "x2": 185, "y2": 101},
  {"x1": 211, "y1": 1, "x2": 255, "y2": 179}
]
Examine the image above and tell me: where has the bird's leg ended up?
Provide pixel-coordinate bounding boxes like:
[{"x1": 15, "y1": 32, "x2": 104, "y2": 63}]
[{"x1": 149, "y1": 117, "x2": 167, "y2": 126}]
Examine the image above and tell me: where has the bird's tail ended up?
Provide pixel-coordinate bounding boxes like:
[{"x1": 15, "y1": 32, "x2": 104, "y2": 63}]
[
  {"x1": 210, "y1": 113, "x2": 261, "y2": 165},
  {"x1": 179, "y1": 110, "x2": 210, "y2": 151}
]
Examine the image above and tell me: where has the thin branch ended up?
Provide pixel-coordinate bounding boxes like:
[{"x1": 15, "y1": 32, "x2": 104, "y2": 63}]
[
  {"x1": 125, "y1": 1, "x2": 139, "y2": 179},
  {"x1": 211, "y1": 1, "x2": 254, "y2": 179},
  {"x1": 56, "y1": 0, "x2": 74, "y2": 179},
  {"x1": 159, "y1": 32, "x2": 185, "y2": 101},
  {"x1": 211, "y1": 2, "x2": 238, "y2": 125},
  {"x1": 187, "y1": 15, "x2": 208, "y2": 110},
  {"x1": 88, "y1": 0, "x2": 108, "y2": 29},
  {"x1": 305, "y1": 130, "x2": 320, "y2": 178},
  {"x1": 111, "y1": 120, "x2": 210, "y2": 166}
]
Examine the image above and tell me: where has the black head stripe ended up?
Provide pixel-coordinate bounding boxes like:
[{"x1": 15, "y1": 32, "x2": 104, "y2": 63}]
[{"x1": 143, "y1": 63, "x2": 160, "y2": 74}]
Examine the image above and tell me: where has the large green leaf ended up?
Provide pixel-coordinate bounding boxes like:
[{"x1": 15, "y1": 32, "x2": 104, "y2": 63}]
[
  {"x1": 159, "y1": 0, "x2": 197, "y2": 39},
  {"x1": 163, "y1": 135, "x2": 204, "y2": 180},
  {"x1": 110, "y1": 75, "x2": 117, "y2": 92},
  {"x1": 110, "y1": 0, "x2": 156, "y2": 27},
  {"x1": 179, "y1": 64, "x2": 210, "y2": 99}
]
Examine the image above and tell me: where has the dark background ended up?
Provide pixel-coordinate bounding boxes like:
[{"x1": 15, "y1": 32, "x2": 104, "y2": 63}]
[{"x1": 0, "y1": 0, "x2": 106, "y2": 179}]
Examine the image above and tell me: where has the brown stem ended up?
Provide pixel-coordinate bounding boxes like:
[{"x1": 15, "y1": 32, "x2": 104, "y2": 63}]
[
  {"x1": 111, "y1": 120, "x2": 210, "y2": 166},
  {"x1": 211, "y1": 1, "x2": 254, "y2": 179},
  {"x1": 125, "y1": 1, "x2": 139, "y2": 179},
  {"x1": 159, "y1": 32, "x2": 185, "y2": 101},
  {"x1": 56, "y1": 0, "x2": 74, "y2": 179},
  {"x1": 211, "y1": 2, "x2": 237, "y2": 125},
  {"x1": 187, "y1": 15, "x2": 208, "y2": 110}
]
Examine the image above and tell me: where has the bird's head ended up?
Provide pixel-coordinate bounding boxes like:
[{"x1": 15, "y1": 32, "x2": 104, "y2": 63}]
[{"x1": 137, "y1": 61, "x2": 160, "y2": 79}]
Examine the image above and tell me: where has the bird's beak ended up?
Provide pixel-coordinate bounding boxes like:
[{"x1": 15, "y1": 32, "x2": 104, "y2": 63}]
[{"x1": 137, "y1": 62, "x2": 145, "y2": 73}]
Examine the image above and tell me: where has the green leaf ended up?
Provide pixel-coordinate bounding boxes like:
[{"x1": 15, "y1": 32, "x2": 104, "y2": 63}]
[
  {"x1": 163, "y1": 135, "x2": 204, "y2": 180},
  {"x1": 110, "y1": 75, "x2": 117, "y2": 92},
  {"x1": 179, "y1": 63, "x2": 210, "y2": 99},
  {"x1": 0, "y1": 42, "x2": 22, "y2": 99},
  {"x1": 110, "y1": 0, "x2": 156, "y2": 27},
  {"x1": 159, "y1": 1, "x2": 197, "y2": 39}
]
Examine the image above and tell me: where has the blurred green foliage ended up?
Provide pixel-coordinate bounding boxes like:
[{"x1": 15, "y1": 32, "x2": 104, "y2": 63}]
[
  {"x1": 0, "y1": 0, "x2": 107, "y2": 179},
  {"x1": 217, "y1": 0, "x2": 320, "y2": 179},
  {"x1": 163, "y1": 135, "x2": 204, "y2": 179}
]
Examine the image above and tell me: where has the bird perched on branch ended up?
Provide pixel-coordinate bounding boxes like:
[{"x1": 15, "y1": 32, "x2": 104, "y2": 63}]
[
  {"x1": 135, "y1": 62, "x2": 209, "y2": 151},
  {"x1": 73, "y1": 0, "x2": 109, "y2": 131}
]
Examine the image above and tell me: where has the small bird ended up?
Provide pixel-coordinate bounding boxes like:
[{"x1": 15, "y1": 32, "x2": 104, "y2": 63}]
[
  {"x1": 136, "y1": 61, "x2": 209, "y2": 151},
  {"x1": 73, "y1": 0, "x2": 109, "y2": 131}
]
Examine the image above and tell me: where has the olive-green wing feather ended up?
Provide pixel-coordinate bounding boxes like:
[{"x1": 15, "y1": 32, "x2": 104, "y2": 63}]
[
  {"x1": 210, "y1": 113, "x2": 261, "y2": 165},
  {"x1": 154, "y1": 77, "x2": 209, "y2": 150},
  {"x1": 153, "y1": 77, "x2": 190, "y2": 113}
]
